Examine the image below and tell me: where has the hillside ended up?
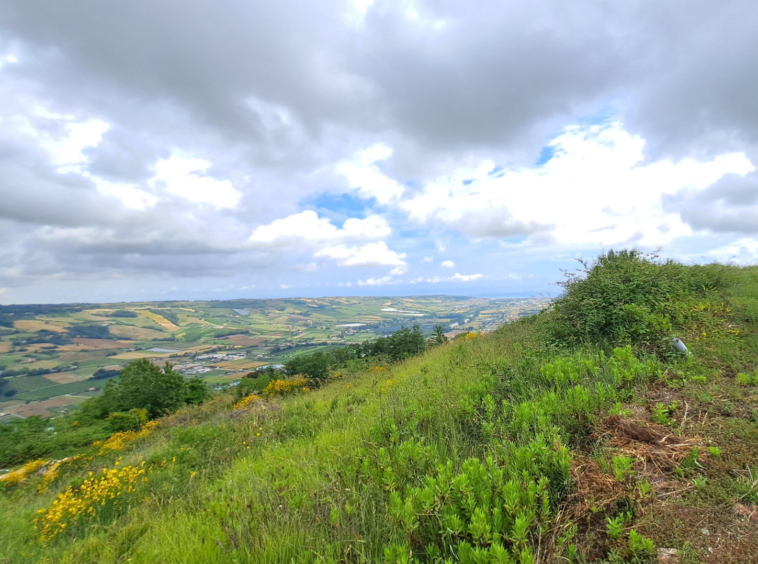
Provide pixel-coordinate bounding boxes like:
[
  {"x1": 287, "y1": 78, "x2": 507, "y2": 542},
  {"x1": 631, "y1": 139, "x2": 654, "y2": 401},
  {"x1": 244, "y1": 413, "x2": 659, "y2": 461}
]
[{"x1": 2, "y1": 251, "x2": 758, "y2": 563}]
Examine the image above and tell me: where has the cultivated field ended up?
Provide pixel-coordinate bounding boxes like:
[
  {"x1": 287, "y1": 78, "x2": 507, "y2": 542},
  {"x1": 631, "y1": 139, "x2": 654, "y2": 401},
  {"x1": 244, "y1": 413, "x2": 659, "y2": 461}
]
[{"x1": 0, "y1": 296, "x2": 547, "y2": 415}]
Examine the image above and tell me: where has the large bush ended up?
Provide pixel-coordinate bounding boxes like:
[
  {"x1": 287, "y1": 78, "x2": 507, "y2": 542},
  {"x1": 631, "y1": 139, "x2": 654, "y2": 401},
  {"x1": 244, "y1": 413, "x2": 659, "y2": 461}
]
[
  {"x1": 81, "y1": 360, "x2": 208, "y2": 420},
  {"x1": 550, "y1": 249, "x2": 725, "y2": 348}
]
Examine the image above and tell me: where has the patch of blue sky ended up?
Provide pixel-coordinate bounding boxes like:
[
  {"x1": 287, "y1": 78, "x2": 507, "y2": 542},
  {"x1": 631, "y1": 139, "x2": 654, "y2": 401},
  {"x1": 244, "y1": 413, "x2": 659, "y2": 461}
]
[
  {"x1": 302, "y1": 192, "x2": 371, "y2": 219},
  {"x1": 536, "y1": 145, "x2": 556, "y2": 166},
  {"x1": 575, "y1": 105, "x2": 618, "y2": 127},
  {"x1": 499, "y1": 235, "x2": 530, "y2": 245}
]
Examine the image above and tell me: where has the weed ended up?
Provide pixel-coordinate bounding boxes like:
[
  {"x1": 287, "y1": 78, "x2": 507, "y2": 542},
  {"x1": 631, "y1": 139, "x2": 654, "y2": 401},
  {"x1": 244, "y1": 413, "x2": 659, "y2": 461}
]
[
  {"x1": 612, "y1": 456, "x2": 635, "y2": 481},
  {"x1": 628, "y1": 529, "x2": 655, "y2": 557},
  {"x1": 606, "y1": 512, "x2": 631, "y2": 540}
]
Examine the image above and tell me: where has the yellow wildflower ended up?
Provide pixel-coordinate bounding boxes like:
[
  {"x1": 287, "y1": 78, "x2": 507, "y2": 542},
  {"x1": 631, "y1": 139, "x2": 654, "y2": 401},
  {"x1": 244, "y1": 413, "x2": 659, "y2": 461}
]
[
  {"x1": 233, "y1": 394, "x2": 261, "y2": 410},
  {"x1": 1, "y1": 459, "x2": 46, "y2": 487},
  {"x1": 34, "y1": 465, "x2": 146, "y2": 541}
]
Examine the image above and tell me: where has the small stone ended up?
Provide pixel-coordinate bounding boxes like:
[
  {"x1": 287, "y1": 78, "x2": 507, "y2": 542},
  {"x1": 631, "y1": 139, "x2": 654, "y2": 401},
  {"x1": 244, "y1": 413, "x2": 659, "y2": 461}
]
[{"x1": 657, "y1": 548, "x2": 678, "y2": 563}]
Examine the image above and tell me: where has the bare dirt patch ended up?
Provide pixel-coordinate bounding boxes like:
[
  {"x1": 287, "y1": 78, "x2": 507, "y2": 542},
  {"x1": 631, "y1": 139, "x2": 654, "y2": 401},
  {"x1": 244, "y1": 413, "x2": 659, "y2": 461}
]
[
  {"x1": 0, "y1": 341, "x2": 12, "y2": 353},
  {"x1": 636, "y1": 504, "x2": 758, "y2": 563},
  {"x1": 3, "y1": 396, "x2": 85, "y2": 418}
]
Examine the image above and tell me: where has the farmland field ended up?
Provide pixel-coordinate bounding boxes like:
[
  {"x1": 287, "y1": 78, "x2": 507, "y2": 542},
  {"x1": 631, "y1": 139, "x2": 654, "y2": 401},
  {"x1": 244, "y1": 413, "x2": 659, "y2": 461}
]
[{"x1": 0, "y1": 295, "x2": 547, "y2": 418}]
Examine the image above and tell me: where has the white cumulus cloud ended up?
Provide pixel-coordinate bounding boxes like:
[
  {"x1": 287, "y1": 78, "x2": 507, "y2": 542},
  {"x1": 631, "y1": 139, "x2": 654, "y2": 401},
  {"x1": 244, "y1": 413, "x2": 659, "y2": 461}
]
[
  {"x1": 315, "y1": 241, "x2": 407, "y2": 271},
  {"x1": 336, "y1": 144, "x2": 404, "y2": 204},
  {"x1": 250, "y1": 211, "x2": 391, "y2": 245},
  {"x1": 400, "y1": 122, "x2": 754, "y2": 248},
  {"x1": 152, "y1": 155, "x2": 241, "y2": 209},
  {"x1": 451, "y1": 272, "x2": 483, "y2": 281}
]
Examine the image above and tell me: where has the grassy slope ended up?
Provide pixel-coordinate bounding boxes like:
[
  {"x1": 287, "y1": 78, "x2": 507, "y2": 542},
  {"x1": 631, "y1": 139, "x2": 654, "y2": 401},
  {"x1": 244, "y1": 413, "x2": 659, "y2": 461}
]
[{"x1": 2, "y1": 265, "x2": 758, "y2": 564}]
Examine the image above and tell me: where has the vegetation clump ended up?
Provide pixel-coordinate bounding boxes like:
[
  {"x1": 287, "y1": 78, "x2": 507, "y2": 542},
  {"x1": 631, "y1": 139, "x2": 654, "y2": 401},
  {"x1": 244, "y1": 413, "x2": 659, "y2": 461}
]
[{"x1": 550, "y1": 249, "x2": 725, "y2": 349}]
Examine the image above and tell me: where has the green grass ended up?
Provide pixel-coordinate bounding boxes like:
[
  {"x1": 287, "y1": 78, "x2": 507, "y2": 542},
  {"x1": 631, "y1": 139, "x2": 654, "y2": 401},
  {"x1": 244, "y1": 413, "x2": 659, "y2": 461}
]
[{"x1": 1, "y1": 258, "x2": 757, "y2": 564}]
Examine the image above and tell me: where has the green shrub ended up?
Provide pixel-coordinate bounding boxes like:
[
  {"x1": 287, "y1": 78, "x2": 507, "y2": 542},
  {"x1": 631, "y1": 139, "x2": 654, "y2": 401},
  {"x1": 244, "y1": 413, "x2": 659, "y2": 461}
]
[
  {"x1": 550, "y1": 249, "x2": 724, "y2": 349},
  {"x1": 106, "y1": 408, "x2": 147, "y2": 433},
  {"x1": 628, "y1": 529, "x2": 655, "y2": 556}
]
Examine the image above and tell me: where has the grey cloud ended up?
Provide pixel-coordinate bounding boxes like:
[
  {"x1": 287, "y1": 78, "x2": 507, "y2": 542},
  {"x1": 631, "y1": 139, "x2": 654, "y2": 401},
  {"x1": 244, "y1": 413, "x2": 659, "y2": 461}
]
[
  {"x1": 1, "y1": 0, "x2": 757, "y2": 299},
  {"x1": 457, "y1": 215, "x2": 550, "y2": 239},
  {"x1": 663, "y1": 172, "x2": 758, "y2": 234}
]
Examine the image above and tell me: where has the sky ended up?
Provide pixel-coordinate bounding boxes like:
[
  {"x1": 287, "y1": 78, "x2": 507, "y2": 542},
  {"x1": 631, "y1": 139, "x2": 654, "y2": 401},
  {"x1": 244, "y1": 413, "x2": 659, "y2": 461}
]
[{"x1": 1, "y1": 0, "x2": 757, "y2": 304}]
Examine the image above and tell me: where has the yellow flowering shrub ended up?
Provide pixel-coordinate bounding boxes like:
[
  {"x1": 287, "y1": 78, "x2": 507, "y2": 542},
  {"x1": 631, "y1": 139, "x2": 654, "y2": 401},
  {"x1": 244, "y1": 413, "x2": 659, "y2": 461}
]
[
  {"x1": 37, "y1": 456, "x2": 80, "y2": 493},
  {"x1": 463, "y1": 332, "x2": 479, "y2": 340},
  {"x1": 368, "y1": 366, "x2": 387, "y2": 372},
  {"x1": 94, "y1": 420, "x2": 159, "y2": 454},
  {"x1": 34, "y1": 465, "x2": 146, "y2": 541},
  {"x1": 263, "y1": 377, "x2": 310, "y2": 397},
  {"x1": 1, "y1": 459, "x2": 46, "y2": 487},
  {"x1": 233, "y1": 394, "x2": 262, "y2": 410}
]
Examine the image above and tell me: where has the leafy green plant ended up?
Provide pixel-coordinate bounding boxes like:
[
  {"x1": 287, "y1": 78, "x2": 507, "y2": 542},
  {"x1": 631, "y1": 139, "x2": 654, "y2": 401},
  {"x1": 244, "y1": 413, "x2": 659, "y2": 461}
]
[
  {"x1": 681, "y1": 447, "x2": 702, "y2": 470},
  {"x1": 707, "y1": 446, "x2": 722, "y2": 457},
  {"x1": 606, "y1": 512, "x2": 631, "y2": 540},
  {"x1": 612, "y1": 456, "x2": 635, "y2": 481},
  {"x1": 652, "y1": 400, "x2": 678, "y2": 425},
  {"x1": 628, "y1": 529, "x2": 655, "y2": 557},
  {"x1": 636, "y1": 480, "x2": 652, "y2": 498},
  {"x1": 736, "y1": 372, "x2": 753, "y2": 385},
  {"x1": 692, "y1": 475, "x2": 707, "y2": 489}
]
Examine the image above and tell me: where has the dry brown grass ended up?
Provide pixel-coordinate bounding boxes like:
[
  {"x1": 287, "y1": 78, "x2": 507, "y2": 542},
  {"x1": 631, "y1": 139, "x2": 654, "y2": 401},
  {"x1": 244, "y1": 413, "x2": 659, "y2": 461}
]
[
  {"x1": 227, "y1": 335, "x2": 263, "y2": 347},
  {"x1": 72, "y1": 338, "x2": 129, "y2": 349},
  {"x1": 598, "y1": 415, "x2": 702, "y2": 475},
  {"x1": 43, "y1": 372, "x2": 81, "y2": 384},
  {"x1": 13, "y1": 320, "x2": 67, "y2": 333},
  {"x1": 137, "y1": 310, "x2": 178, "y2": 331},
  {"x1": 108, "y1": 323, "x2": 168, "y2": 341}
]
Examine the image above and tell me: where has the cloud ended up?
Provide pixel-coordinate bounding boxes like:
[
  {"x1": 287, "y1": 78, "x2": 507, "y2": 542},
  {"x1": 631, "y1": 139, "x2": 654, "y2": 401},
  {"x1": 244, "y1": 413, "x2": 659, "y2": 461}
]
[
  {"x1": 662, "y1": 172, "x2": 758, "y2": 234},
  {"x1": 315, "y1": 241, "x2": 407, "y2": 270},
  {"x1": 707, "y1": 238, "x2": 758, "y2": 264},
  {"x1": 336, "y1": 144, "x2": 404, "y2": 203},
  {"x1": 450, "y1": 272, "x2": 483, "y2": 282},
  {"x1": 249, "y1": 211, "x2": 391, "y2": 245},
  {"x1": 151, "y1": 155, "x2": 241, "y2": 208},
  {"x1": 401, "y1": 122, "x2": 753, "y2": 247},
  {"x1": 1, "y1": 1, "x2": 758, "y2": 301},
  {"x1": 441, "y1": 260, "x2": 454, "y2": 268},
  {"x1": 357, "y1": 275, "x2": 394, "y2": 286}
]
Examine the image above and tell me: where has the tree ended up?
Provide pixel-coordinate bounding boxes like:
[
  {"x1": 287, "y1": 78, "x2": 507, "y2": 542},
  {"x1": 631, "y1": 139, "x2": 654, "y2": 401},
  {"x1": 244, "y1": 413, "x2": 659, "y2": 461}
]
[
  {"x1": 432, "y1": 325, "x2": 448, "y2": 345},
  {"x1": 184, "y1": 379, "x2": 210, "y2": 405},
  {"x1": 93, "y1": 360, "x2": 187, "y2": 419},
  {"x1": 284, "y1": 351, "x2": 331, "y2": 380}
]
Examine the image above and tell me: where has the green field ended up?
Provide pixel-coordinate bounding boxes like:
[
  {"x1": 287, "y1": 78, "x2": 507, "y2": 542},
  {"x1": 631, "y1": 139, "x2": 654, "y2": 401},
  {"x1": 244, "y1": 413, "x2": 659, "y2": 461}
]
[{"x1": 1, "y1": 296, "x2": 547, "y2": 408}]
